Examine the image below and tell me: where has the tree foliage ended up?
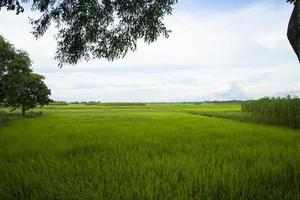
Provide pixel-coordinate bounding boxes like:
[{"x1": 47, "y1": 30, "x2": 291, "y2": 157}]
[
  {"x1": 0, "y1": 36, "x2": 31, "y2": 102},
  {"x1": 5, "y1": 73, "x2": 51, "y2": 115},
  {"x1": 0, "y1": 35, "x2": 51, "y2": 115},
  {"x1": 0, "y1": 0, "x2": 178, "y2": 66},
  {"x1": 1, "y1": 1, "x2": 300, "y2": 64}
]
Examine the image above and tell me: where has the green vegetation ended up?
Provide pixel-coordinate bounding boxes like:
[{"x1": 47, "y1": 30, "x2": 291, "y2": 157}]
[
  {"x1": 1, "y1": 1, "x2": 300, "y2": 65},
  {"x1": 96, "y1": 102, "x2": 146, "y2": 106},
  {"x1": 0, "y1": 111, "x2": 42, "y2": 125},
  {"x1": 50, "y1": 101, "x2": 69, "y2": 106},
  {"x1": 0, "y1": 0, "x2": 178, "y2": 66},
  {"x1": 0, "y1": 35, "x2": 51, "y2": 115},
  {"x1": 242, "y1": 97, "x2": 300, "y2": 129},
  {"x1": 0, "y1": 104, "x2": 299, "y2": 199}
]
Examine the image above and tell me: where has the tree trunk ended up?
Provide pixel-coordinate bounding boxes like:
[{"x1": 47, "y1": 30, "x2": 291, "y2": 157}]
[
  {"x1": 22, "y1": 104, "x2": 26, "y2": 116},
  {"x1": 287, "y1": 0, "x2": 300, "y2": 62}
]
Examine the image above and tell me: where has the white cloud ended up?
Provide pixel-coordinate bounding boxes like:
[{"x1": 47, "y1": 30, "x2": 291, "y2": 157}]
[
  {"x1": 0, "y1": 1, "x2": 299, "y2": 102},
  {"x1": 214, "y1": 83, "x2": 247, "y2": 100}
]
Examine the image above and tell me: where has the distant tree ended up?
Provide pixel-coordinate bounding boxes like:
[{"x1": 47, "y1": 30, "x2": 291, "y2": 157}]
[
  {"x1": 0, "y1": 0, "x2": 178, "y2": 66},
  {"x1": 0, "y1": 35, "x2": 51, "y2": 115}
]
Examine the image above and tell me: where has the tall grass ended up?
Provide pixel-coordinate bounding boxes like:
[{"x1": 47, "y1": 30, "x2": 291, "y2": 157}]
[
  {"x1": 242, "y1": 96, "x2": 300, "y2": 128},
  {"x1": 0, "y1": 111, "x2": 43, "y2": 125}
]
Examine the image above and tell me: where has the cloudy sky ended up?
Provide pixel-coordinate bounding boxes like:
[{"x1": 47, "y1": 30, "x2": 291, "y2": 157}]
[{"x1": 1, "y1": 0, "x2": 299, "y2": 102}]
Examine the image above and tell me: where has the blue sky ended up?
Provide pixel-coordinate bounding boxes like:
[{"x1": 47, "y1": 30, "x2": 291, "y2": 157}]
[{"x1": 0, "y1": 0, "x2": 299, "y2": 102}]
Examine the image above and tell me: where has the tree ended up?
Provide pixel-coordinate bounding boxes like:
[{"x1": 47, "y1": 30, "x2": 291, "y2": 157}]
[
  {"x1": 1, "y1": 35, "x2": 32, "y2": 103},
  {"x1": 287, "y1": 0, "x2": 300, "y2": 62},
  {"x1": 1, "y1": 1, "x2": 300, "y2": 64},
  {"x1": 0, "y1": 35, "x2": 15, "y2": 102},
  {"x1": 4, "y1": 73, "x2": 51, "y2": 115},
  {"x1": 0, "y1": 35, "x2": 51, "y2": 115},
  {"x1": 0, "y1": 0, "x2": 178, "y2": 66}
]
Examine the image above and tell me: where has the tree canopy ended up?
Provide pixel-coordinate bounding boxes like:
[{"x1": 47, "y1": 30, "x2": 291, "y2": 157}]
[
  {"x1": 4, "y1": 72, "x2": 52, "y2": 115},
  {"x1": 0, "y1": 35, "x2": 31, "y2": 102},
  {"x1": 0, "y1": 35, "x2": 51, "y2": 115},
  {"x1": 1, "y1": 1, "x2": 300, "y2": 64},
  {"x1": 0, "y1": 0, "x2": 178, "y2": 66}
]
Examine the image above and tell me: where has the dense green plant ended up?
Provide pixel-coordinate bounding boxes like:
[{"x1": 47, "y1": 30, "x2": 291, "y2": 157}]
[{"x1": 242, "y1": 96, "x2": 300, "y2": 128}]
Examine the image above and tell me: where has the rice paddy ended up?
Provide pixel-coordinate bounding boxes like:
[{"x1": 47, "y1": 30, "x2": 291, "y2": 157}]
[{"x1": 0, "y1": 104, "x2": 299, "y2": 199}]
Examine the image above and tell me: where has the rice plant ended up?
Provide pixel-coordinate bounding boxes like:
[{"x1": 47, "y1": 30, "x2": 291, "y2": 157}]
[{"x1": 1, "y1": 104, "x2": 300, "y2": 199}]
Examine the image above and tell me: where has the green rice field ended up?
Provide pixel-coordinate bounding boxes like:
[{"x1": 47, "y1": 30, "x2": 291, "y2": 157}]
[{"x1": 0, "y1": 104, "x2": 300, "y2": 199}]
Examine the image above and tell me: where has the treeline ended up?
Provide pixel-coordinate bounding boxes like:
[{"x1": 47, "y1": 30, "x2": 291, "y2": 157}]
[
  {"x1": 98, "y1": 103, "x2": 146, "y2": 106},
  {"x1": 195, "y1": 100, "x2": 246, "y2": 105},
  {"x1": 242, "y1": 96, "x2": 300, "y2": 129},
  {"x1": 50, "y1": 101, "x2": 146, "y2": 106}
]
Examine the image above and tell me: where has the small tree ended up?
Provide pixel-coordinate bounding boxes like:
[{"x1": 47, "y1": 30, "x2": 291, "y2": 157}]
[
  {"x1": 5, "y1": 73, "x2": 51, "y2": 115},
  {"x1": 0, "y1": 35, "x2": 51, "y2": 115}
]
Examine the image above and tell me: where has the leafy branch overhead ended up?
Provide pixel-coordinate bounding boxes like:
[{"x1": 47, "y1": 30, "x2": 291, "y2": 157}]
[
  {"x1": 0, "y1": 0, "x2": 178, "y2": 66},
  {"x1": 1, "y1": 1, "x2": 300, "y2": 65}
]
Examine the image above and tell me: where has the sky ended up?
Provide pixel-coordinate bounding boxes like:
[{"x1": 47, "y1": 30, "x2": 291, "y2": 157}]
[{"x1": 0, "y1": 0, "x2": 299, "y2": 102}]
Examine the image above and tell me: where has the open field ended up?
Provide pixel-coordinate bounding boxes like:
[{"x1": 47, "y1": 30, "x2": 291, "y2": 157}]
[{"x1": 0, "y1": 104, "x2": 300, "y2": 199}]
